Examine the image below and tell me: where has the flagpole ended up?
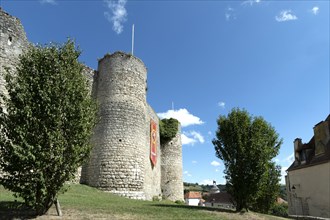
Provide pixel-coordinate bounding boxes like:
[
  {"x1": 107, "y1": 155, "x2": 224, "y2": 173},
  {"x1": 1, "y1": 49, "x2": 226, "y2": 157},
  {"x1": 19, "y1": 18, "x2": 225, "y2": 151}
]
[{"x1": 132, "y1": 24, "x2": 135, "y2": 55}]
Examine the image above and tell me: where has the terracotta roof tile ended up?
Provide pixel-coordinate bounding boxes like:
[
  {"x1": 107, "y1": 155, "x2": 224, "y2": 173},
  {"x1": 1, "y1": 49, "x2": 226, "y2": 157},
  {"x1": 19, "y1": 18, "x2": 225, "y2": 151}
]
[
  {"x1": 184, "y1": 191, "x2": 202, "y2": 199},
  {"x1": 205, "y1": 192, "x2": 234, "y2": 204}
]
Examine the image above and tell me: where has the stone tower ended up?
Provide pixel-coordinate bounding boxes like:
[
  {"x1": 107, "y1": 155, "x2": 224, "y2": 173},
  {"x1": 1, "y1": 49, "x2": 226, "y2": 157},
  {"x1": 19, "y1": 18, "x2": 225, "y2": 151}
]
[
  {"x1": 81, "y1": 52, "x2": 162, "y2": 200},
  {"x1": 161, "y1": 124, "x2": 184, "y2": 201},
  {"x1": 0, "y1": 7, "x2": 29, "y2": 104}
]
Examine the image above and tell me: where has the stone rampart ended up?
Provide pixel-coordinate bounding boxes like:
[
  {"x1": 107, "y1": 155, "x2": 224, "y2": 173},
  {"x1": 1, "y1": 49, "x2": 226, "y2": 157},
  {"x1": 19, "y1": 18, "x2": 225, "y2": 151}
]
[
  {"x1": 0, "y1": 8, "x2": 29, "y2": 177},
  {"x1": 0, "y1": 7, "x2": 29, "y2": 103}
]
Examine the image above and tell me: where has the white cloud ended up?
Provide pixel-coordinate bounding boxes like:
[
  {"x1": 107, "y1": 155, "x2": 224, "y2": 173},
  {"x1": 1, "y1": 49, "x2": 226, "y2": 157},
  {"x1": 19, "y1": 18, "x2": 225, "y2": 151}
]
[
  {"x1": 285, "y1": 153, "x2": 295, "y2": 163},
  {"x1": 225, "y1": 7, "x2": 236, "y2": 21},
  {"x1": 184, "y1": 170, "x2": 192, "y2": 177},
  {"x1": 181, "y1": 134, "x2": 196, "y2": 145},
  {"x1": 275, "y1": 10, "x2": 298, "y2": 22},
  {"x1": 215, "y1": 169, "x2": 220, "y2": 172},
  {"x1": 200, "y1": 179, "x2": 214, "y2": 185},
  {"x1": 208, "y1": 131, "x2": 212, "y2": 136},
  {"x1": 40, "y1": 0, "x2": 57, "y2": 5},
  {"x1": 104, "y1": 0, "x2": 128, "y2": 34},
  {"x1": 192, "y1": 160, "x2": 197, "y2": 164},
  {"x1": 273, "y1": 158, "x2": 280, "y2": 163},
  {"x1": 157, "y1": 108, "x2": 204, "y2": 127},
  {"x1": 218, "y1": 101, "x2": 226, "y2": 108},
  {"x1": 190, "y1": 131, "x2": 205, "y2": 143},
  {"x1": 311, "y1": 6, "x2": 319, "y2": 15},
  {"x1": 181, "y1": 131, "x2": 205, "y2": 146},
  {"x1": 242, "y1": 0, "x2": 261, "y2": 6},
  {"x1": 211, "y1": 160, "x2": 221, "y2": 167}
]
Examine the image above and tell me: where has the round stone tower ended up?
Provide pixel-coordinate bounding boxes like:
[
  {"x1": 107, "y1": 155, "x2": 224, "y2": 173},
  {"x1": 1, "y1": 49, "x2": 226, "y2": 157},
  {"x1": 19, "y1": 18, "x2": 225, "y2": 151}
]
[
  {"x1": 161, "y1": 124, "x2": 184, "y2": 201},
  {"x1": 81, "y1": 52, "x2": 148, "y2": 199}
]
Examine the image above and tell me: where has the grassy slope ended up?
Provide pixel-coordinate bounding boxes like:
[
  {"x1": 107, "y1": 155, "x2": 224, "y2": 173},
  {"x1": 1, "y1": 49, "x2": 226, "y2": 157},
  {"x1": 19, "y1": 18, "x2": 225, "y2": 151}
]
[{"x1": 0, "y1": 184, "x2": 288, "y2": 220}]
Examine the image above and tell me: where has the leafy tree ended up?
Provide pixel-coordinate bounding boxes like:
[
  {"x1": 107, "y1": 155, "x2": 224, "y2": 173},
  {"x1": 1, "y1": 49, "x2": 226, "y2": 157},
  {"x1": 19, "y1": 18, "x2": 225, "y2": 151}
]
[
  {"x1": 251, "y1": 162, "x2": 281, "y2": 213},
  {"x1": 212, "y1": 108, "x2": 282, "y2": 212},
  {"x1": 0, "y1": 40, "x2": 97, "y2": 215}
]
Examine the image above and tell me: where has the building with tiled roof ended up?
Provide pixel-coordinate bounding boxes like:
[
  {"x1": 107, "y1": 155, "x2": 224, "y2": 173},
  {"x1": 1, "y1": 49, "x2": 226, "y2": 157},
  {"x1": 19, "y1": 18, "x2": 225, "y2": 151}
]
[
  {"x1": 285, "y1": 115, "x2": 330, "y2": 219},
  {"x1": 204, "y1": 181, "x2": 235, "y2": 209},
  {"x1": 204, "y1": 192, "x2": 235, "y2": 209},
  {"x1": 184, "y1": 191, "x2": 202, "y2": 206}
]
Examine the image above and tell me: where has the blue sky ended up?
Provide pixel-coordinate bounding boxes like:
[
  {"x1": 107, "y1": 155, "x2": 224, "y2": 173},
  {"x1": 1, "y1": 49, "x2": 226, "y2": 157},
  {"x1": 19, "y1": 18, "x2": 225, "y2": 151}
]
[{"x1": 2, "y1": 0, "x2": 329, "y2": 185}]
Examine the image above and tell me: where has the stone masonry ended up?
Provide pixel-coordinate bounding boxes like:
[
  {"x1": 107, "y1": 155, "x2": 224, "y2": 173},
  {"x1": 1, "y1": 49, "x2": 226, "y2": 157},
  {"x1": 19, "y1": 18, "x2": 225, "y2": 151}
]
[
  {"x1": 161, "y1": 124, "x2": 184, "y2": 201},
  {"x1": 81, "y1": 52, "x2": 151, "y2": 199},
  {"x1": 0, "y1": 8, "x2": 29, "y2": 178},
  {"x1": 0, "y1": 8, "x2": 184, "y2": 201},
  {"x1": 0, "y1": 7, "x2": 29, "y2": 105}
]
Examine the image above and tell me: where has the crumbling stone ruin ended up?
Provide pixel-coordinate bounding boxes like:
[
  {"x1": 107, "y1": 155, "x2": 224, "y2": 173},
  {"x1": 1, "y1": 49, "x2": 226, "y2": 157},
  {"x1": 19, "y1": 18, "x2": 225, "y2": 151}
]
[{"x1": 0, "y1": 7, "x2": 183, "y2": 201}]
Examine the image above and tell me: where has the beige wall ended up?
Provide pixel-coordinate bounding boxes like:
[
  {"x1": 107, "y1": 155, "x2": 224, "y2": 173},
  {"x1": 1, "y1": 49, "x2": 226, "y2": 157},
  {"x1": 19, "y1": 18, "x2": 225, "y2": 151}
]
[{"x1": 286, "y1": 162, "x2": 330, "y2": 218}]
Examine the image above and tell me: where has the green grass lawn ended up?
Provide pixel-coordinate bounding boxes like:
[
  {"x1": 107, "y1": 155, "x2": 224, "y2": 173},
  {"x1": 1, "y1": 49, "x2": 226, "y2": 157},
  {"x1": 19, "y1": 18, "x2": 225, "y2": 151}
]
[{"x1": 0, "y1": 184, "x2": 289, "y2": 220}]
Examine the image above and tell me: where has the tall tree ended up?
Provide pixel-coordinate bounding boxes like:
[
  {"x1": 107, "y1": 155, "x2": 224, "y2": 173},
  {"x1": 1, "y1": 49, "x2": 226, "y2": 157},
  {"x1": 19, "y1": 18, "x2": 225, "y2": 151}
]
[
  {"x1": 251, "y1": 162, "x2": 281, "y2": 213},
  {"x1": 0, "y1": 40, "x2": 97, "y2": 215},
  {"x1": 212, "y1": 108, "x2": 282, "y2": 212}
]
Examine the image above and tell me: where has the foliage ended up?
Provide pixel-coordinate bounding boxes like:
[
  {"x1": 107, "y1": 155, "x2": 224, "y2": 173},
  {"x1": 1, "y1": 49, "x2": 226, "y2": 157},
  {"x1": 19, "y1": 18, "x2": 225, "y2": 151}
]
[
  {"x1": 250, "y1": 162, "x2": 281, "y2": 213},
  {"x1": 270, "y1": 203, "x2": 288, "y2": 217},
  {"x1": 183, "y1": 182, "x2": 226, "y2": 193},
  {"x1": 184, "y1": 186, "x2": 203, "y2": 194},
  {"x1": 159, "y1": 118, "x2": 179, "y2": 145},
  {"x1": 0, "y1": 40, "x2": 97, "y2": 215},
  {"x1": 152, "y1": 195, "x2": 161, "y2": 202},
  {"x1": 174, "y1": 200, "x2": 185, "y2": 205},
  {"x1": 212, "y1": 108, "x2": 282, "y2": 212}
]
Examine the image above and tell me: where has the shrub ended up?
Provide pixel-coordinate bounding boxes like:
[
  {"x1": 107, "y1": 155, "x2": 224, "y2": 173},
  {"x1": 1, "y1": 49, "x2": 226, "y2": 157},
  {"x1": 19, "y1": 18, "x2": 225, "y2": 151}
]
[
  {"x1": 175, "y1": 200, "x2": 185, "y2": 205},
  {"x1": 270, "y1": 203, "x2": 288, "y2": 217},
  {"x1": 152, "y1": 196, "x2": 161, "y2": 202},
  {"x1": 159, "y1": 118, "x2": 179, "y2": 145}
]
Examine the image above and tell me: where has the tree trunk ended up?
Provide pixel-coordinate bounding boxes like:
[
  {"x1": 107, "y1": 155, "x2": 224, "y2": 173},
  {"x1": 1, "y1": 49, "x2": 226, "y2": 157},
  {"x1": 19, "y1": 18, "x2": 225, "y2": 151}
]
[{"x1": 55, "y1": 199, "x2": 62, "y2": 216}]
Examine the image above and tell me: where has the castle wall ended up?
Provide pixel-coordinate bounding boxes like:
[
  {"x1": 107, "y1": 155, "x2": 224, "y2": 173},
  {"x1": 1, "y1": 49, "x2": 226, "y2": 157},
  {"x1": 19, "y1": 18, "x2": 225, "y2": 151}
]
[
  {"x1": 0, "y1": 7, "x2": 29, "y2": 103},
  {"x1": 161, "y1": 124, "x2": 184, "y2": 201},
  {"x1": 81, "y1": 52, "x2": 149, "y2": 199},
  {"x1": 81, "y1": 65, "x2": 95, "y2": 94},
  {"x1": 0, "y1": 8, "x2": 29, "y2": 177},
  {"x1": 143, "y1": 105, "x2": 162, "y2": 200}
]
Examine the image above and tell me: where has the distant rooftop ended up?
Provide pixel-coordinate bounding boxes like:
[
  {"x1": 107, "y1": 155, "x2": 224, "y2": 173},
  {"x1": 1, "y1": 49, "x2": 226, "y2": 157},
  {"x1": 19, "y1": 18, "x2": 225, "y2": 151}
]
[
  {"x1": 287, "y1": 114, "x2": 330, "y2": 172},
  {"x1": 184, "y1": 191, "x2": 202, "y2": 199}
]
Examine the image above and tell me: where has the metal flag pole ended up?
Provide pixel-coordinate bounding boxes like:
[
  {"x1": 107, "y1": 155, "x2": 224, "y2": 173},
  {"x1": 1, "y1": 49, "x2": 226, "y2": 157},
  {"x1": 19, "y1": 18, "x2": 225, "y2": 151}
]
[{"x1": 132, "y1": 24, "x2": 135, "y2": 55}]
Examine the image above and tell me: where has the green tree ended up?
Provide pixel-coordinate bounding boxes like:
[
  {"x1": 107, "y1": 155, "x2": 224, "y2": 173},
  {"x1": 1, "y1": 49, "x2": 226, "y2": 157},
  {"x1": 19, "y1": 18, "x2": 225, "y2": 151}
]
[
  {"x1": 212, "y1": 108, "x2": 282, "y2": 212},
  {"x1": 0, "y1": 40, "x2": 97, "y2": 215},
  {"x1": 251, "y1": 162, "x2": 281, "y2": 213}
]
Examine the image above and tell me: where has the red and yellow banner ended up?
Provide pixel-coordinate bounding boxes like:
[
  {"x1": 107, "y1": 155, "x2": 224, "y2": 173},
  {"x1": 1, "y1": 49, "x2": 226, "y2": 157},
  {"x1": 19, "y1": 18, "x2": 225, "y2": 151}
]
[{"x1": 150, "y1": 120, "x2": 157, "y2": 166}]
